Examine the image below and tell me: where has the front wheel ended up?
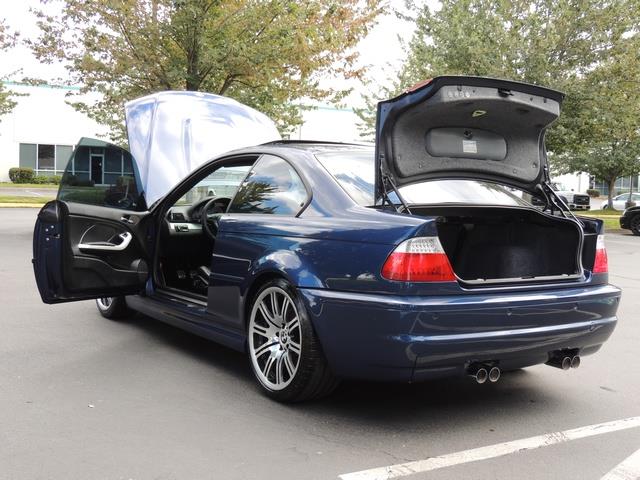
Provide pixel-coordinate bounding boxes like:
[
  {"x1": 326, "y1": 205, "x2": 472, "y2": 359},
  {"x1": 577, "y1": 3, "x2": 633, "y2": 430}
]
[
  {"x1": 96, "y1": 296, "x2": 133, "y2": 320},
  {"x1": 247, "y1": 279, "x2": 338, "y2": 402}
]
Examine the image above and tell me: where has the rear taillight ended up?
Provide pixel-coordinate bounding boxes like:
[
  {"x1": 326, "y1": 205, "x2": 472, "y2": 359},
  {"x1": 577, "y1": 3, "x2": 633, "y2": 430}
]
[
  {"x1": 593, "y1": 234, "x2": 608, "y2": 274},
  {"x1": 381, "y1": 237, "x2": 456, "y2": 282}
]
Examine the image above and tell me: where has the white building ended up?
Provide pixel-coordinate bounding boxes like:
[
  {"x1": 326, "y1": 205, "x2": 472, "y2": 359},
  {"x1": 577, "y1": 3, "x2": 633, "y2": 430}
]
[
  {"x1": 3, "y1": 82, "x2": 633, "y2": 196},
  {"x1": 290, "y1": 103, "x2": 366, "y2": 144},
  {"x1": 0, "y1": 83, "x2": 369, "y2": 183},
  {"x1": 0, "y1": 82, "x2": 109, "y2": 181}
]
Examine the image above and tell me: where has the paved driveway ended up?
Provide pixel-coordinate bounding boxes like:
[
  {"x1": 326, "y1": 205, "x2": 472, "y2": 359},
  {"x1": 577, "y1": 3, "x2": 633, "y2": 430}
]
[
  {"x1": 1, "y1": 208, "x2": 638, "y2": 480},
  {"x1": 0, "y1": 186, "x2": 57, "y2": 197}
]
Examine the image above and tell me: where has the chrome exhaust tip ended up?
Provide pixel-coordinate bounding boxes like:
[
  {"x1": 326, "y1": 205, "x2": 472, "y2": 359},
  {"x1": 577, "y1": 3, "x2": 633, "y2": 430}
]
[
  {"x1": 546, "y1": 355, "x2": 572, "y2": 370},
  {"x1": 570, "y1": 355, "x2": 581, "y2": 369},
  {"x1": 472, "y1": 367, "x2": 488, "y2": 384},
  {"x1": 488, "y1": 366, "x2": 501, "y2": 383}
]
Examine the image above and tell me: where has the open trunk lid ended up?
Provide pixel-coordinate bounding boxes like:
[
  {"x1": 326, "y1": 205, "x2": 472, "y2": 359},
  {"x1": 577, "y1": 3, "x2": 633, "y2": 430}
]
[{"x1": 374, "y1": 76, "x2": 564, "y2": 201}]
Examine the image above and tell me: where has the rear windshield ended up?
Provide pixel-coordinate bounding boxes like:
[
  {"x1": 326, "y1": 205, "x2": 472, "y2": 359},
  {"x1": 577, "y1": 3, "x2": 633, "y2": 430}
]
[{"x1": 315, "y1": 150, "x2": 532, "y2": 208}]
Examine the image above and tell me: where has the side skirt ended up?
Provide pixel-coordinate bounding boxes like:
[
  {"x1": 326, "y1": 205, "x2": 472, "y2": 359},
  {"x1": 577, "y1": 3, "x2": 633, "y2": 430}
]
[{"x1": 125, "y1": 294, "x2": 246, "y2": 352}]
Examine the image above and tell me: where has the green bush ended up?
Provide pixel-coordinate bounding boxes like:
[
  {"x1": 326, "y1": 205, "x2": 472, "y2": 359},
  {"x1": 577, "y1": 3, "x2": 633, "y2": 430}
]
[
  {"x1": 8, "y1": 167, "x2": 35, "y2": 184},
  {"x1": 586, "y1": 189, "x2": 600, "y2": 197},
  {"x1": 32, "y1": 175, "x2": 50, "y2": 184},
  {"x1": 61, "y1": 173, "x2": 77, "y2": 186},
  {"x1": 8, "y1": 167, "x2": 19, "y2": 182},
  {"x1": 7, "y1": 168, "x2": 60, "y2": 185}
]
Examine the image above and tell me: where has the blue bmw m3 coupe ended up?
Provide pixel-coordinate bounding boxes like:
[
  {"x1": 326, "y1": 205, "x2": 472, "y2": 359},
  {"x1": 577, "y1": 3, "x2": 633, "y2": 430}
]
[{"x1": 33, "y1": 77, "x2": 620, "y2": 401}]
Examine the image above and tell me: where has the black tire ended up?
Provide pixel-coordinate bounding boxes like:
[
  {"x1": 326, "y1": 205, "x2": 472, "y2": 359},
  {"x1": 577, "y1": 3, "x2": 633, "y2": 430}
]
[
  {"x1": 631, "y1": 215, "x2": 640, "y2": 236},
  {"x1": 95, "y1": 296, "x2": 133, "y2": 320},
  {"x1": 247, "y1": 278, "x2": 339, "y2": 402}
]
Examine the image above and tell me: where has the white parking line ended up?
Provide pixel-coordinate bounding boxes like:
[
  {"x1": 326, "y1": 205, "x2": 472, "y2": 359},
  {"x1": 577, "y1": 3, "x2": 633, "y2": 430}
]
[
  {"x1": 601, "y1": 447, "x2": 640, "y2": 480},
  {"x1": 26, "y1": 190, "x2": 44, "y2": 197},
  {"x1": 339, "y1": 416, "x2": 640, "y2": 480}
]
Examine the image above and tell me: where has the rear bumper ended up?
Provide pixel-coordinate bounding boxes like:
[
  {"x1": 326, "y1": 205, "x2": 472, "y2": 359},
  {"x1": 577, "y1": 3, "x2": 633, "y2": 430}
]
[{"x1": 300, "y1": 284, "x2": 620, "y2": 382}]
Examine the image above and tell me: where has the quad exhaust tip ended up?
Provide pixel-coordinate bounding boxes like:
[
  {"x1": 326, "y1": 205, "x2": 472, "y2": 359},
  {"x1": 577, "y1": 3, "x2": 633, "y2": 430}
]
[
  {"x1": 473, "y1": 367, "x2": 488, "y2": 384},
  {"x1": 546, "y1": 352, "x2": 581, "y2": 370},
  {"x1": 570, "y1": 355, "x2": 581, "y2": 369},
  {"x1": 469, "y1": 364, "x2": 500, "y2": 384}
]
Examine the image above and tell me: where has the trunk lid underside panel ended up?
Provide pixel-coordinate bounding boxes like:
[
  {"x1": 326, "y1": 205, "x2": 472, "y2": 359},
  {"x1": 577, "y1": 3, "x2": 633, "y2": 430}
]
[{"x1": 375, "y1": 76, "x2": 565, "y2": 199}]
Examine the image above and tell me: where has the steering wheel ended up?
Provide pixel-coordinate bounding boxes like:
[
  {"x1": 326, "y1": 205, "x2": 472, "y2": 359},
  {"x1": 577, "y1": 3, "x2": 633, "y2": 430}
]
[
  {"x1": 200, "y1": 197, "x2": 230, "y2": 241},
  {"x1": 105, "y1": 191, "x2": 136, "y2": 210}
]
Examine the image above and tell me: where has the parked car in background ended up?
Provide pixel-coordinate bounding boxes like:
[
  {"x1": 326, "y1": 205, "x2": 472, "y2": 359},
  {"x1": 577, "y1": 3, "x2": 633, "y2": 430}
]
[
  {"x1": 550, "y1": 182, "x2": 591, "y2": 211},
  {"x1": 32, "y1": 77, "x2": 620, "y2": 402},
  {"x1": 620, "y1": 206, "x2": 640, "y2": 235},
  {"x1": 602, "y1": 193, "x2": 640, "y2": 211}
]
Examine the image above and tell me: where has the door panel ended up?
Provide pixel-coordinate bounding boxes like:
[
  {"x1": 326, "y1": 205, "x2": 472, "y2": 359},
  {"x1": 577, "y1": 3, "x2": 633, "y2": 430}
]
[
  {"x1": 33, "y1": 137, "x2": 153, "y2": 304},
  {"x1": 33, "y1": 200, "x2": 151, "y2": 303}
]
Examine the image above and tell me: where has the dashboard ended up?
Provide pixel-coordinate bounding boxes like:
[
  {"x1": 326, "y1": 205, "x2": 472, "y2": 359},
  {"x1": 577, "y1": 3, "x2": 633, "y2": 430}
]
[{"x1": 165, "y1": 196, "x2": 231, "y2": 236}]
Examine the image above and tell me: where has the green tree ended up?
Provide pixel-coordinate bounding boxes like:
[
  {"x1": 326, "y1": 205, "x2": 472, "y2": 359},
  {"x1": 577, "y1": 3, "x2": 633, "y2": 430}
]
[
  {"x1": 0, "y1": 20, "x2": 18, "y2": 120},
  {"x1": 553, "y1": 38, "x2": 640, "y2": 207},
  {"x1": 356, "y1": 0, "x2": 640, "y2": 207},
  {"x1": 30, "y1": 0, "x2": 384, "y2": 141}
]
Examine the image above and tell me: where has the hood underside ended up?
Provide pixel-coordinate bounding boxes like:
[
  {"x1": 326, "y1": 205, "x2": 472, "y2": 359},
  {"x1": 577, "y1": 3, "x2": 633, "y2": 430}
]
[
  {"x1": 375, "y1": 76, "x2": 564, "y2": 200},
  {"x1": 125, "y1": 91, "x2": 281, "y2": 206}
]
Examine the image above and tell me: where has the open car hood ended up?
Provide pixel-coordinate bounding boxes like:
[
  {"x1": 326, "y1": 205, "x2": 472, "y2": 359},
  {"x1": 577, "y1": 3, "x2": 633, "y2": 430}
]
[
  {"x1": 125, "y1": 91, "x2": 280, "y2": 206},
  {"x1": 374, "y1": 76, "x2": 564, "y2": 200}
]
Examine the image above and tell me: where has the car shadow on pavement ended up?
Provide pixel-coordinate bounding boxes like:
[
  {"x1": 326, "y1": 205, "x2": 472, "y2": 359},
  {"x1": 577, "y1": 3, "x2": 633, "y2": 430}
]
[
  {"x1": 125, "y1": 312, "x2": 253, "y2": 380},
  {"x1": 124, "y1": 311, "x2": 561, "y2": 431}
]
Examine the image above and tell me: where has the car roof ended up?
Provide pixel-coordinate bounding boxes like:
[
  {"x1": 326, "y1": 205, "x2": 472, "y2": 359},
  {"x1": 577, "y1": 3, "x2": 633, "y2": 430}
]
[{"x1": 263, "y1": 140, "x2": 373, "y2": 155}]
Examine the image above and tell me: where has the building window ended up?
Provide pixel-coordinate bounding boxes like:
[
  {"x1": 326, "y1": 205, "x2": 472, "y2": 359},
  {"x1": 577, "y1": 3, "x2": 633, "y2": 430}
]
[
  {"x1": 37, "y1": 144, "x2": 55, "y2": 171},
  {"x1": 19, "y1": 143, "x2": 74, "y2": 176}
]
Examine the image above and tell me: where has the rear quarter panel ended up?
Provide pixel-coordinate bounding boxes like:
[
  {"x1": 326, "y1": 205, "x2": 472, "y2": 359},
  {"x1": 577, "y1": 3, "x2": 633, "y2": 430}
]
[{"x1": 207, "y1": 210, "x2": 425, "y2": 329}]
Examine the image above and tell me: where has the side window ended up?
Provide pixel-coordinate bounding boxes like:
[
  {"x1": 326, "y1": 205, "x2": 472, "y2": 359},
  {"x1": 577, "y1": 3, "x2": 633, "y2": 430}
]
[
  {"x1": 228, "y1": 155, "x2": 307, "y2": 215},
  {"x1": 57, "y1": 139, "x2": 145, "y2": 211}
]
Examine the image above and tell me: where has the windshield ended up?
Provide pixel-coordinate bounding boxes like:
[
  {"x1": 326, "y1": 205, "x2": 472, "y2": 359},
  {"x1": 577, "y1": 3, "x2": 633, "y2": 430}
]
[
  {"x1": 315, "y1": 150, "x2": 532, "y2": 208},
  {"x1": 175, "y1": 165, "x2": 251, "y2": 206}
]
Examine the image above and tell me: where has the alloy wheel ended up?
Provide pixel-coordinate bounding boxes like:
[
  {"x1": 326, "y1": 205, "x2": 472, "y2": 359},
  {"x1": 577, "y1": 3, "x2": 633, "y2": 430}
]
[
  {"x1": 96, "y1": 297, "x2": 113, "y2": 310},
  {"x1": 248, "y1": 286, "x2": 302, "y2": 391}
]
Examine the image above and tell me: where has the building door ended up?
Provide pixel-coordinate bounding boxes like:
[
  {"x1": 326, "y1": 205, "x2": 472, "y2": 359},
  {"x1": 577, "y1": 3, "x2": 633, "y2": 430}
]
[{"x1": 90, "y1": 154, "x2": 103, "y2": 185}]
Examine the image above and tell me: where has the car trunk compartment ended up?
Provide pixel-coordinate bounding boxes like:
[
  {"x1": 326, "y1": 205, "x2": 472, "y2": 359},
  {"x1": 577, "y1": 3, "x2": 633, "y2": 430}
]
[{"x1": 414, "y1": 206, "x2": 584, "y2": 285}]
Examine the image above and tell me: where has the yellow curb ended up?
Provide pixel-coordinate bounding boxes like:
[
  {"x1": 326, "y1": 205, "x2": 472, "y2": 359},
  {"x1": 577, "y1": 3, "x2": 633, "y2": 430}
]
[{"x1": 0, "y1": 203, "x2": 45, "y2": 208}]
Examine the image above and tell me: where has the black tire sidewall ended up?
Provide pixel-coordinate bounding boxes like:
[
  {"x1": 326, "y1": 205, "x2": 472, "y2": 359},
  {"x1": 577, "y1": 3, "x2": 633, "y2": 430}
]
[{"x1": 631, "y1": 215, "x2": 640, "y2": 236}]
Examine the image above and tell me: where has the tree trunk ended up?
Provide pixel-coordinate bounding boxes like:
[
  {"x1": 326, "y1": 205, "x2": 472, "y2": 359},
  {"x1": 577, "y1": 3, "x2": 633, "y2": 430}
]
[{"x1": 607, "y1": 177, "x2": 616, "y2": 209}]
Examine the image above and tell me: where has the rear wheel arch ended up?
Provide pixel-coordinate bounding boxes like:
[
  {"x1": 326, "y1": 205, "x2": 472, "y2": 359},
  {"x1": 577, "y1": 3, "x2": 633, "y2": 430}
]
[{"x1": 243, "y1": 271, "x2": 291, "y2": 330}]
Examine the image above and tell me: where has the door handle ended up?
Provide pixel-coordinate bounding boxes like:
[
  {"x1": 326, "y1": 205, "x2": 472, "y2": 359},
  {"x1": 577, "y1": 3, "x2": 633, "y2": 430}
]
[
  {"x1": 78, "y1": 232, "x2": 132, "y2": 252},
  {"x1": 120, "y1": 215, "x2": 135, "y2": 224}
]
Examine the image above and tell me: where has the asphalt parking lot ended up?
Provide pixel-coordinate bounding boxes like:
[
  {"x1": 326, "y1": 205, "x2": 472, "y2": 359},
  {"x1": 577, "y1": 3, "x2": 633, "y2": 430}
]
[{"x1": 1, "y1": 208, "x2": 639, "y2": 480}]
